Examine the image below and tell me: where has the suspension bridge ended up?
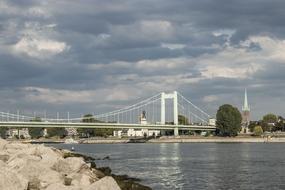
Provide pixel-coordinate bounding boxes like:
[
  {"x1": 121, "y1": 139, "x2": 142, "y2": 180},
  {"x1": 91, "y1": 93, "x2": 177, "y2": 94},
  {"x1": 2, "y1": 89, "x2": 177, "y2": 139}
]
[{"x1": 0, "y1": 91, "x2": 216, "y2": 136}]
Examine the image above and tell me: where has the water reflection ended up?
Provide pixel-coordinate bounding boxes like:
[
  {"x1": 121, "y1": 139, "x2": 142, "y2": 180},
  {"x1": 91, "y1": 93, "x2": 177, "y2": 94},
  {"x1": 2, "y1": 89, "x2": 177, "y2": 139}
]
[
  {"x1": 49, "y1": 143, "x2": 285, "y2": 190},
  {"x1": 157, "y1": 143, "x2": 183, "y2": 189}
]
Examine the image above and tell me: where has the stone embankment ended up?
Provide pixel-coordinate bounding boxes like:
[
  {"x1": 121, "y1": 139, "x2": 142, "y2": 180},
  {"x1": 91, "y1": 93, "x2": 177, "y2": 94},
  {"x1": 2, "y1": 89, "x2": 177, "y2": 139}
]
[{"x1": 0, "y1": 139, "x2": 151, "y2": 190}]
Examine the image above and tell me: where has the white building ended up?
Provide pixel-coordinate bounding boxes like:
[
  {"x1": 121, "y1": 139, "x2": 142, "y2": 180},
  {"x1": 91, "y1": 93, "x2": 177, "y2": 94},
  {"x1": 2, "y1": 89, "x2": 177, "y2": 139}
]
[
  {"x1": 113, "y1": 111, "x2": 160, "y2": 137},
  {"x1": 113, "y1": 128, "x2": 160, "y2": 138},
  {"x1": 7, "y1": 128, "x2": 30, "y2": 139},
  {"x1": 66, "y1": 128, "x2": 78, "y2": 136}
]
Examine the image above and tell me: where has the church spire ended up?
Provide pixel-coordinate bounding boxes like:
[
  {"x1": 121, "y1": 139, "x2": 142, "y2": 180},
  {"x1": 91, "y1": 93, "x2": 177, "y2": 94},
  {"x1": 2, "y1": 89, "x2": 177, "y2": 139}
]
[{"x1": 242, "y1": 88, "x2": 250, "y2": 111}]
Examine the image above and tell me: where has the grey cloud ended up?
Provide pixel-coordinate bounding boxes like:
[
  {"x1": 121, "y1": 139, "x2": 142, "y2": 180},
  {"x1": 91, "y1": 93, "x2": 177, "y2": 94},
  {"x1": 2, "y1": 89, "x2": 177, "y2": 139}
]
[{"x1": 0, "y1": 0, "x2": 284, "y2": 120}]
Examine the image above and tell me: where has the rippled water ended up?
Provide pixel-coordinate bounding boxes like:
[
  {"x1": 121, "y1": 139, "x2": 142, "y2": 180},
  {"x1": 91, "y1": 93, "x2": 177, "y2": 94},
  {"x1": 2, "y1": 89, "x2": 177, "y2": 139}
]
[{"x1": 50, "y1": 143, "x2": 285, "y2": 190}]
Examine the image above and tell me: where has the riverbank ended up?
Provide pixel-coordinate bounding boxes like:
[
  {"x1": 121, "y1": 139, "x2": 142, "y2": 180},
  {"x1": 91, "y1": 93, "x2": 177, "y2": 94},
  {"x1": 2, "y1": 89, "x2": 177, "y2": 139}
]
[
  {"x1": 149, "y1": 136, "x2": 285, "y2": 143},
  {"x1": 13, "y1": 136, "x2": 285, "y2": 144},
  {"x1": 0, "y1": 138, "x2": 151, "y2": 190}
]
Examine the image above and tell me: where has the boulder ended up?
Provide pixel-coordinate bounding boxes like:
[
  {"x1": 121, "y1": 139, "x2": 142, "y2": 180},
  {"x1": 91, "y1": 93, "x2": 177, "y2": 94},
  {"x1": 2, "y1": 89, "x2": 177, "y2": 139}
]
[
  {"x1": 0, "y1": 161, "x2": 28, "y2": 190},
  {"x1": 22, "y1": 145, "x2": 62, "y2": 167},
  {"x1": 52, "y1": 157, "x2": 86, "y2": 174},
  {"x1": 45, "y1": 183, "x2": 81, "y2": 190},
  {"x1": 7, "y1": 153, "x2": 41, "y2": 170},
  {"x1": 70, "y1": 173, "x2": 93, "y2": 187},
  {"x1": 0, "y1": 153, "x2": 10, "y2": 162},
  {"x1": 4, "y1": 142, "x2": 31, "y2": 154},
  {"x1": 86, "y1": 176, "x2": 121, "y2": 190},
  {"x1": 9, "y1": 158, "x2": 62, "y2": 189},
  {"x1": 0, "y1": 138, "x2": 8, "y2": 150}
]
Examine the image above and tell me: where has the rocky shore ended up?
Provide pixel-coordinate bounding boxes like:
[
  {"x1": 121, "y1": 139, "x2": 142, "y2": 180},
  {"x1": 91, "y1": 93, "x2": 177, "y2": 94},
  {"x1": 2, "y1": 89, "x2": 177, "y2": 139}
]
[{"x1": 0, "y1": 138, "x2": 151, "y2": 190}]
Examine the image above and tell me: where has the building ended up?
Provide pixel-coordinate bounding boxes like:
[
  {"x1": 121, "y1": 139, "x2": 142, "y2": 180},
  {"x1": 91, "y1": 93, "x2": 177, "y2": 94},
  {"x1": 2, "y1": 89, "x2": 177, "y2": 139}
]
[
  {"x1": 113, "y1": 111, "x2": 160, "y2": 137},
  {"x1": 7, "y1": 128, "x2": 30, "y2": 139},
  {"x1": 66, "y1": 128, "x2": 78, "y2": 136},
  {"x1": 241, "y1": 88, "x2": 250, "y2": 133}
]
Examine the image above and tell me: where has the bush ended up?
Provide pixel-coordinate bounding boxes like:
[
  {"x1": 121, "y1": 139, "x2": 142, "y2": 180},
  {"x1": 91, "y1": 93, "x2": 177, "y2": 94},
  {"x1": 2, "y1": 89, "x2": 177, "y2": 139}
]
[{"x1": 253, "y1": 126, "x2": 263, "y2": 136}]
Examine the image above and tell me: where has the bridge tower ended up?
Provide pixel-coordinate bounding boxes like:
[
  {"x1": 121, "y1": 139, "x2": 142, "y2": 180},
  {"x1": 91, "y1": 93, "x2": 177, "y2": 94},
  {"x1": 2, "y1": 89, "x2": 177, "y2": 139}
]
[{"x1": 161, "y1": 91, "x2": 179, "y2": 136}]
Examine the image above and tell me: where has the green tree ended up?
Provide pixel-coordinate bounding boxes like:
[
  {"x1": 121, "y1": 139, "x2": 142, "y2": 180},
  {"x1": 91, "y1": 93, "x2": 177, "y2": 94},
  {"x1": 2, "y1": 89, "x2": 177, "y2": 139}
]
[
  {"x1": 261, "y1": 113, "x2": 277, "y2": 132},
  {"x1": 178, "y1": 115, "x2": 189, "y2": 125},
  {"x1": 248, "y1": 121, "x2": 258, "y2": 132},
  {"x1": 216, "y1": 104, "x2": 242, "y2": 137},
  {"x1": 253, "y1": 126, "x2": 263, "y2": 136},
  {"x1": 46, "y1": 128, "x2": 67, "y2": 138},
  {"x1": 28, "y1": 117, "x2": 44, "y2": 139},
  {"x1": 77, "y1": 114, "x2": 113, "y2": 137},
  {"x1": 0, "y1": 127, "x2": 8, "y2": 138},
  {"x1": 274, "y1": 116, "x2": 284, "y2": 131},
  {"x1": 77, "y1": 114, "x2": 96, "y2": 137}
]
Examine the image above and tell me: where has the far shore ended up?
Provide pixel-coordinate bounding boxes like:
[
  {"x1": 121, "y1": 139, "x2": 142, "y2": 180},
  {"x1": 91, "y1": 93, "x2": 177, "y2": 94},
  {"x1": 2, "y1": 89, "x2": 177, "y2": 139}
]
[{"x1": 8, "y1": 136, "x2": 285, "y2": 144}]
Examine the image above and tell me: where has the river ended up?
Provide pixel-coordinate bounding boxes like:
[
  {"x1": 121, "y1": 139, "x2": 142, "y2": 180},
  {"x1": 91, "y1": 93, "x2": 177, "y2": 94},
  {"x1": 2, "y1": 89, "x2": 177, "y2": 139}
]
[{"x1": 49, "y1": 143, "x2": 285, "y2": 190}]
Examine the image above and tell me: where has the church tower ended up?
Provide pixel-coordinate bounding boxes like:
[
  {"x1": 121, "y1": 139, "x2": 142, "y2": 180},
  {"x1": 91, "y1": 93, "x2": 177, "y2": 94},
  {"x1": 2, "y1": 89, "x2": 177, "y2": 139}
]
[{"x1": 241, "y1": 88, "x2": 250, "y2": 133}]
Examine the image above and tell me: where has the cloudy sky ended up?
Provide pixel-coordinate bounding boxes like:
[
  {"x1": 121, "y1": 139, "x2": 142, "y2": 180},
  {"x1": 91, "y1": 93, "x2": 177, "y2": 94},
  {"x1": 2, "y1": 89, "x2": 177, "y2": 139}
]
[{"x1": 0, "y1": 0, "x2": 284, "y2": 120}]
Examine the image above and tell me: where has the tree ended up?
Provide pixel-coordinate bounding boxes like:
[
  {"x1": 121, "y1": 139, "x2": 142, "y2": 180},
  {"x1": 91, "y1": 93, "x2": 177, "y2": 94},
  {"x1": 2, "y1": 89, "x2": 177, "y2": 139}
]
[
  {"x1": 77, "y1": 114, "x2": 96, "y2": 137},
  {"x1": 248, "y1": 121, "x2": 259, "y2": 132},
  {"x1": 28, "y1": 128, "x2": 44, "y2": 139},
  {"x1": 77, "y1": 114, "x2": 114, "y2": 137},
  {"x1": 253, "y1": 126, "x2": 263, "y2": 136},
  {"x1": 261, "y1": 113, "x2": 277, "y2": 132},
  {"x1": 216, "y1": 104, "x2": 242, "y2": 137},
  {"x1": 178, "y1": 115, "x2": 189, "y2": 125},
  {"x1": 28, "y1": 117, "x2": 44, "y2": 139},
  {"x1": 0, "y1": 127, "x2": 8, "y2": 139},
  {"x1": 274, "y1": 116, "x2": 284, "y2": 131},
  {"x1": 46, "y1": 128, "x2": 67, "y2": 138}
]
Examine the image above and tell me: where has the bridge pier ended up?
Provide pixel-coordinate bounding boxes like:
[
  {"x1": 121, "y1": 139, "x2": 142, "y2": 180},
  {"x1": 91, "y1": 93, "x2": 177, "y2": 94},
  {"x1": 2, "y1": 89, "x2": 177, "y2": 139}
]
[{"x1": 174, "y1": 127, "x2": 179, "y2": 136}]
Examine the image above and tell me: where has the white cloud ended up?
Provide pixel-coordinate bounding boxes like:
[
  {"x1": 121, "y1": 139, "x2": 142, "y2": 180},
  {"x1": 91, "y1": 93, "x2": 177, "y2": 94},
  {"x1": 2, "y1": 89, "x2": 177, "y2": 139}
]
[
  {"x1": 161, "y1": 43, "x2": 186, "y2": 50},
  {"x1": 203, "y1": 95, "x2": 218, "y2": 103},
  {"x1": 22, "y1": 86, "x2": 139, "y2": 104},
  {"x1": 200, "y1": 63, "x2": 261, "y2": 79},
  {"x1": 140, "y1": 20, "x2": 174, "y2": 38},
  {"x1": 135, "y1": 57, "x2": 190, "y2": 71},
  {"x1": 13, "y1": 37, "x2": 68, "y2": 58},
  {"x1": 246, "y1": 36, "x2": 285, "y2": 61},
  {"x1": 11, "y1": 22, "x2": 69, "y2": 59}
]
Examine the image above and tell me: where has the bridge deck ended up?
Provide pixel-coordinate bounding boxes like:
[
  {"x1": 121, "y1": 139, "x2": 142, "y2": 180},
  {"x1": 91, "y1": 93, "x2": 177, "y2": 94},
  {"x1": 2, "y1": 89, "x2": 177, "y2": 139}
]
[{"x1": 0, "y1": 121, "x2": 216, "y2": 131}]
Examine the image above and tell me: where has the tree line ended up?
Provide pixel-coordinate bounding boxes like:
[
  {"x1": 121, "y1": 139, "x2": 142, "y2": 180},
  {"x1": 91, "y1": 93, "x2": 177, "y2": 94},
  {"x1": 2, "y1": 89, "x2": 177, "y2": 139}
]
[
  {"x1": 0, "y1": 114, "x2": 114, "y2": 139},
  {"x1": 216, "y1": 104, "x2": 285, "y2": 137}
]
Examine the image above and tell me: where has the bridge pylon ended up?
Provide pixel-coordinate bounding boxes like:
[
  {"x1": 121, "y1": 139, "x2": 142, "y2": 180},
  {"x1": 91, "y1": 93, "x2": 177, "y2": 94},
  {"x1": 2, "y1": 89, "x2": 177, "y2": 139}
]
[{"x1": 160, "y1": 91, "x2": 178, "y2": 126}]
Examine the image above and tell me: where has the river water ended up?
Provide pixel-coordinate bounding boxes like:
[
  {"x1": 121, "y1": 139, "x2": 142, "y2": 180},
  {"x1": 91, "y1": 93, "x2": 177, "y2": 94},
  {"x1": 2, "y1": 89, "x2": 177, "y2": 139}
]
[{"x1": 50, "y1": 143, "x2": 285, "y2": 190}]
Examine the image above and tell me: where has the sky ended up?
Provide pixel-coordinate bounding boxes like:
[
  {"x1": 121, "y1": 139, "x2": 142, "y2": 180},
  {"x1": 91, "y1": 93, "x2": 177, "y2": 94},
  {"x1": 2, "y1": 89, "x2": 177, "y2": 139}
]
[{"x1": 0, "y1": 0, "x2": 285, "y2": 120}]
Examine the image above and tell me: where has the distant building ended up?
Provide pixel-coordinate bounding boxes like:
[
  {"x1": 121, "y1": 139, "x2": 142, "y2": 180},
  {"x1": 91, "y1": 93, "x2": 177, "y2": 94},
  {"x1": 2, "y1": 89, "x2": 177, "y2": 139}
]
[
  {"x1": 241, "y1": 88, "x2": 250, "y2": 133},
  {"x1": 208, "y1": 118, "x2": 216, "y2": 126},
  {"x1": 7, "y1": 128, "x2": 30, "y2": 139},
  {"x1": 66, "y1": 128, "x2": 78, "y2": 136},
  {"x1": 113, "y1": 110, "x2": 160, "y2": 137},
  {"x1": 113, "y1": 128, "x2": 160, "y2": 138}
]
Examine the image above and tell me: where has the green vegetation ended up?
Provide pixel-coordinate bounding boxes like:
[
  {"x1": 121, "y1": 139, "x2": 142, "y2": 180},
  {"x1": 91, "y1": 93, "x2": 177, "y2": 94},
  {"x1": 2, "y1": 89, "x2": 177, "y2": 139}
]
[
  {"x1": 0, "y1": 127, "x2": 8, "y2": 138},
  {"x1": 46, "y1": 128, "x2": 67, "y2": 138},
  {"x1": 253, "y1": 126, "x2": 263, "y2": 136},
  {"x1": 261, "y1": 113, "x2": 277, "y2": 132},
  {"x1": 216, "y1": 104, "x2": 242, "y2": 137},
  {"x1": 248, "y1": 121, "x2": 258, "y2": 132},
  {"x1": 275, "y1": 116, "x2": 285, "y2": 131},
  {"x1": 178, "y1": 115, "x2": 189, "y2": 125},
  {"x1": 28, "y1": 117, "x2": 44, "y2": 139},
  {"x1": 77, "y1": 114, "x2": 114, "y2": 137},
  {"x1": 28, "y1": 128, "x2": 43, "y2": 139}
]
